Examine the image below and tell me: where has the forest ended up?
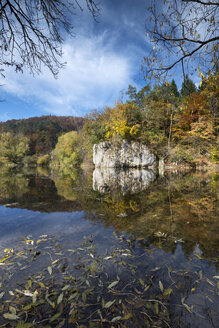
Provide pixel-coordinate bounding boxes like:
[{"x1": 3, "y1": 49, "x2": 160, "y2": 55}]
[{"x1": 0, "y1": 72, "x2": 218, "y2": 169}]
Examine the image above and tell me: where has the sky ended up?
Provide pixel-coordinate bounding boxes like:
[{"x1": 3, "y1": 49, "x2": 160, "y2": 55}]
[
  {"x1": 0, "y1": 0, "x2": 200, "y2": 122},
  {"x1": 0, "y1": 0, "x2": 153, "y2": 121}
]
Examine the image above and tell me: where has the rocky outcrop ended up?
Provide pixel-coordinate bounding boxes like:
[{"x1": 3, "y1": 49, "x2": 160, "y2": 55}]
[
  {"x1": 93, "y1": 168, "x2": 156, "y2": 195},
  {"x1": 93, "y1": 140, "x2": 157, "y2": 169}
]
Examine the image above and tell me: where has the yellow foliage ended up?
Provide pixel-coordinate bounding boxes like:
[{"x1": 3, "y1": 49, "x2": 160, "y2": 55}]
[
  {"x1": 130, "y1": 124, "x2": 141, "y2": 137},
  {"x1": 104, "y1": 103, "x2": 137, "y2": 140}
]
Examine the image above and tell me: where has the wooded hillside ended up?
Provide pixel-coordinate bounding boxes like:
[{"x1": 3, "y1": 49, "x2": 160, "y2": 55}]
[{"x1": 0, "y1": 115, "x2": 84, "y2": 156}]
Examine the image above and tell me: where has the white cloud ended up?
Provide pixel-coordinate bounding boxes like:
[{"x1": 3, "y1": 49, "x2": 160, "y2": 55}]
[{"x1": 1, "y1": 33, "x2": 139, "y2": 116}]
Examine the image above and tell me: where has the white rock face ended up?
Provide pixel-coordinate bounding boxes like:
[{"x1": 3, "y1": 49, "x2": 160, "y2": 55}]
[
  {"x1": 93, "y1": 168, "x2": 156, "y2": 195},
  {"x1": 93, "y1": 140, "x2": 157, "y2": 168}
]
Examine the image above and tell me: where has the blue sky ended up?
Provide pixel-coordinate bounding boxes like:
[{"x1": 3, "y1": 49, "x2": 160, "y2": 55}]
[
  {"x1": 0, "y1": 0, "x2": 190, "y2": 122},
  {"x1": 0, "y1": 0, "x2": 152, "y2": 121}
]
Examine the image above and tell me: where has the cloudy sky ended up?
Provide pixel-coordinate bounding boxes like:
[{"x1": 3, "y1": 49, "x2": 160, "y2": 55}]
[{"x1": 0, "y1": 0, "x2": 154, "y2": 121}]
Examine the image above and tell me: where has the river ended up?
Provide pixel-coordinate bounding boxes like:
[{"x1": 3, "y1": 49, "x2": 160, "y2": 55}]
[{"x1": 0, "y1": 167, "x2": 218, "y2": 327}]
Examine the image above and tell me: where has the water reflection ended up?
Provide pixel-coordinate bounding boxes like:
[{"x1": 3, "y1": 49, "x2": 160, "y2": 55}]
[
  {"x1": 0, "y1": 167, "x2": 218, "y2": 327},
  {"x1": 0, "y1": 168, "x2": 218, "y2": 261},
  {"x1": 93, "y1": 167, "x2": 156, "y2": 194}
]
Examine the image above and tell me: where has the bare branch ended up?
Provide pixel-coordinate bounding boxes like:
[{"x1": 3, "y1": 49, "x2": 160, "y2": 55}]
[
  {"x1": 182, "y1": 0, "x2": 219, "y2": 6},
  {"x1": 0, "y1": 0, "x2": 100, "y2": 77},
  {"x1": 144, "y1": 0, "x2": 219, "y2": 79}
]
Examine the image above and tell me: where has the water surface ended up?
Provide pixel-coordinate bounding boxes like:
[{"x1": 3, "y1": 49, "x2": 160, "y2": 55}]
[{"x1": 0, "y1": 167, "x2": 218, "y2": 327}]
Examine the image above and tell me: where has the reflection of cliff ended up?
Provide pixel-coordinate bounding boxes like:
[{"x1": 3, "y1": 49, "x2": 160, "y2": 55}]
[
  {"x1": 0, "y1": 167, "x2": 218, "y2": 260},
  {"x1": 83, "y1": 172, "x2": 219, "y2": 260},
  {"x1": 93, "y1": 168, "x2": 156, "y2": 194}
]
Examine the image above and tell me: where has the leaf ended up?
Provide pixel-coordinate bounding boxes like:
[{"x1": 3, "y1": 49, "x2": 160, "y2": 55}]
[
  {"x1": 151, "y1": 267, "x2": 160, "y2": 271},
  {"x1": 82, "y1": 292, "x2": 87, "y2": 302},
  {"x1": 50, "y1": 312, "x2": 61, "y2": 322},
  {"x1": 23, "y1": 290, "x2": 34, "y2": 297},
  {"x1": 139, "y1": 278, "x2": 144, "y2": 287},
  {"x1": 9, "y1": 306, "x2": 16, "y2": 314},
  {"x1": 194, "y1": 253, "x2": 203, "y2": 260},
  {"x1": 122, "y1": 313, "x2": 132, "y2": 320},
  {"x1": 27, "y1": 280, "x2": 32, "y2": 288},
  {"x1": 0, "y1": 291, "x2": 5, "y2": 299},
  {"x1": 3, "y1": 313, "x2": 20, "y2": 320},
  {"x1": 159, "y1": 281, "x2": 164, "y2": 292},
  {"x1": 108, "y1": 281, "x2": 119, "y2": 289},
  {"x1": 0, "y1": 254, "x2": 9, "y2": 263},
  {"x1": 48, "y1": 266, "x2": 52, "y2": 275},
  {"x1": 39, "y1": 282, "x2": 45, "y2": 288},
  {"x1": 57, "y1": 293, "x2": 63, "y2": 305},
  {"x1": 62, "y1": 284, "x2": 70, "y2": 291},
  {"x1": 183, "y1": 303, "x2": 192, "y2": 313},
  {"x1": 111, "y1": 316, "x2": 122, "y2": 322},
  {"x1": 32, "y1": 290, "x2": 38, "y2": 304},
  {"x1": 104, "y1": 300, "x2": 115, "y2": 308},
  {"x1": 213, "y1": 276, "x2": 219, "y2": 279},
  {"x1": 23, "y1": 304, "x2": 33, "y2": 311},
  {"x1": 154, "y1": 302, "x2": 159, "y2": 315},
  {"x1": 163, "y1": 287, "x2": 172, "y2": 296},
  {"x1": 104, "y1": 256, "x2": 113, "y2": 260}
]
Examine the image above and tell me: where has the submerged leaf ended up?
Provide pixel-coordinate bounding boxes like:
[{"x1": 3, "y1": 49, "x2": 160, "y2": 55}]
[
  {"x1": 213, "y1": 276, "x2": 219, "y2": 279},
  {"x1": 108, "y1": 281, "x2": 119, "y2": 289},
  {"x1": 111, "y1": 316, "x2": 122, "y2": 322},
  {"x1": 104, "y1": 300, "x2": 115, "y2": 308},
  {"x1": 50, "y1": 312, "x2": 61, "y2": 322},
  {"x1": 48, "y1": 266, "x2": 52, "y2": 275},
  {"x1": 139, "y1": 278, "x2": 144, "y2": 287},
  {"x1": 3, "y1": 313, "x2": 20, "y2": 320},
  {"x1": 159, "y1": 280, "x2": 164, "y2": 292},
  {"x1": 122, "y1": 313, "x2": 132, "y2": 320},
  {"x1": 57, "y1": 293, "x2": 64, "y2": 305},
  {"x1": 163, "y1": 287, "x2": 172, "y2": 296},
  {"x1": 0, "y1": 291, "x2": 5, "y2": 299}
]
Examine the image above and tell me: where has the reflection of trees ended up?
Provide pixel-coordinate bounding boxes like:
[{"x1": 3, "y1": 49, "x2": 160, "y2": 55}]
[
  {"x1": 0, "y1": 168, "x2": 82, "y2": 212},
  {"x1": 81, "y1": 172, "x2": 219, "y2": 259},
  {"x1": 0, "y1": 169, "x2": 29, "y2": 201},
  {"x1": 0, "y1": 167, "x2": 218, "y2": 260},
  {"x1": 52, "y1": 168, "x2": 81, "y2": 201}
]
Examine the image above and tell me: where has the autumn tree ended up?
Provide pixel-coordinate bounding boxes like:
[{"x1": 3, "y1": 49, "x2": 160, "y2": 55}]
[
  {"x1": 171, "y1": 73, "x2": 218, "y2": 164},
  {"x1": 144, "y1": 0, "x2": 219, "y2": 79},
  {"x1": 51, "y1": 131, "x2": 81, "y2": 168},
  {"x1": 0, "y1": 132, "x2": 29, "y2": 165},
  {"x1": 104, "y1": 103, "x2": 142, "y2": 141},
  {"x1": 0, "y1": 0, "x2": 99, "y2": 76}
]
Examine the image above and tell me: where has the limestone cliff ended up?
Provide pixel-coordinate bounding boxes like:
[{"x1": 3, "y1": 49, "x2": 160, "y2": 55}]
[{"x1": 93, "y1": 140, "x2": 157, "y2": 168}]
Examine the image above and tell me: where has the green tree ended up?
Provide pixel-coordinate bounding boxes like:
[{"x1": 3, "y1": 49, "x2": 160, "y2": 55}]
[
  {"x1": 170, "y1": 80, "x2": 179, "y2": 98},
  {"x1": 125, "y1": 85, "x2": 137, "y2": 101},
  {"x1": 181, "y1": 75, "x2": 197, "y2": 98},
  {"x1": 51, "y1": 131, "x2": 81, "y2": 167},
  {"x1": 0, "y1": 132, "x2": 29, "y2": 165}
]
